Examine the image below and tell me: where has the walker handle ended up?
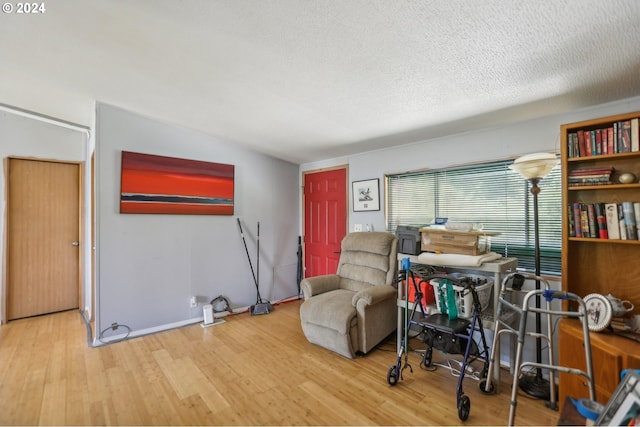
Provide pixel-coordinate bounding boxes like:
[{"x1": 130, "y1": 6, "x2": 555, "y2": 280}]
[{"x1": 543, "y1": 289, "x2": 570, "y2": 302}]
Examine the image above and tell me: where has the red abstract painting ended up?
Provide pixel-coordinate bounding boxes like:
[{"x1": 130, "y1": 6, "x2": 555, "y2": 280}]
[{"x1": 120, "y1": 151, "x2": 234, "y2": 215}]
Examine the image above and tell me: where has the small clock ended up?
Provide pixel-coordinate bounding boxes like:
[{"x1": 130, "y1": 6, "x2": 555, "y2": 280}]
[{"x1": 583, "y1": 293, "x2": 613, "y2": 332}]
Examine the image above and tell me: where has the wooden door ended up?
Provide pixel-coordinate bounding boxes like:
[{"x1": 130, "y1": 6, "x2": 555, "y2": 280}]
[
  {"x1": 7, "y1": 158, "x2": 80, "y2": 320},
  {"x1": 303, "y1": 167, "x2": 347, "y2": 278}
]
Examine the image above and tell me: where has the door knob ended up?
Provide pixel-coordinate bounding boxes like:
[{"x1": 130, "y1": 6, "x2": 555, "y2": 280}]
[{"x1": 72, "y1": 241, "x2": 79, "y2": 246}]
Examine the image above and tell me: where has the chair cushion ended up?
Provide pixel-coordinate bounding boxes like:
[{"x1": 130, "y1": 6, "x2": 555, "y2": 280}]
[
  {"x1": 337, "y1": 232, "x2": 397, "y2": 292},
  {"x1": 299, "y1": 289, "x2": 356, "y2": 335},
  {"x1": 339, "y1": 265, "x2": 386, "y2": 291},
  {"x1": 341, "y1": 231, "x2": 396, "y2": 255}
]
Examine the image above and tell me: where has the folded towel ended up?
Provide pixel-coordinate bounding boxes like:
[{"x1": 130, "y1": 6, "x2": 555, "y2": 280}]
[{"x1": 417, "y1": 251, "x2": 502, "y2": 267}]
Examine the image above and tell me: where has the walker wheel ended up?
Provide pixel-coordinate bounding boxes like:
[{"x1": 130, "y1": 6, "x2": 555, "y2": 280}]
[
  {"x1": 387, "y1": 365, "x2": 399, "y2": 386},
  {"x1": 457, "y1": 395, "x2": 470, "y2": 421},
  {"x1": 421, "y1": 348, "x2": 432, "y2": 368},
  {"x1": 479, "y1": 379, "x2": 495, "y2": 394}
]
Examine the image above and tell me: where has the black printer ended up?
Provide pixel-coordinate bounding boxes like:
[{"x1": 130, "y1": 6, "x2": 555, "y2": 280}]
[{"x1": 395, "y1": 225, "x2": 427, "y2": 255}]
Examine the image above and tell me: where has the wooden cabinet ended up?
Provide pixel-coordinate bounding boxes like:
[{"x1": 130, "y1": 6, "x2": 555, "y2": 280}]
[
  {"x1": 558, "y1": 320, "x2": 640, "y2": 405},
  {"x1": 559, "y1": 111, "x2": 640, "y2": 406}
]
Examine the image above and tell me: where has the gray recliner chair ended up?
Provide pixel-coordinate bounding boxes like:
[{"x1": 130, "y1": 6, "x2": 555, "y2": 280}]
[{"x1": 300, "y1": 231, "x2": 398, "y2": 358}]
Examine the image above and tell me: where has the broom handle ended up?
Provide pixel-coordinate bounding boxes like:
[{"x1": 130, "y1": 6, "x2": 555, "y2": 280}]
[
  {"x1": 237, "y1": 218, "x2": 258, "y2": 288},
  {"x1": 256, "y1": 221, "x2": 260, "y2": 300}
]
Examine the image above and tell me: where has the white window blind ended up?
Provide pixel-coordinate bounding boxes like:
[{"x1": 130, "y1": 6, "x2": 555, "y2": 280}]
[{"x1": 386, "y1": 159, "x2": 561, "y2": 275}]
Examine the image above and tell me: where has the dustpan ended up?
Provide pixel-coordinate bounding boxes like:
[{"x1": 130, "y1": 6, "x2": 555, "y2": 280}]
[{"x1": 250, "y1": 300, "x2": 274, "y2": 316}]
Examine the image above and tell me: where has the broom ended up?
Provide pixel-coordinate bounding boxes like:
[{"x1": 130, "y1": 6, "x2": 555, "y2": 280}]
[{"x1": 236, "y1": 218, "x2": 273, "y2": 315}]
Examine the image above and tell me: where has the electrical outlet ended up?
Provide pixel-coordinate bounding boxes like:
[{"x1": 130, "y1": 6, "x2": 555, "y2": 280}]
[
  {"x1": 190, "y1": 296, "x2": 197, "y2": 308},
  {"x1": 354, "y1": 224, "x2": 363, "y2": 232}
]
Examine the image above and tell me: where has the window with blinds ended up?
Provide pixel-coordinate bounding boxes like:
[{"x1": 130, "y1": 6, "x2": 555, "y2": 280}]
[{"x1": 386, "y1": 159, "x2": 561, "y2": 275}]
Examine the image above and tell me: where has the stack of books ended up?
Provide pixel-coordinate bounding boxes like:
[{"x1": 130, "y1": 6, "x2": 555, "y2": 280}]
[
  {"x1": 567, "y1": 117, "x2": 640, "y2": 158},
  {"x1": 569, "y1": 201, "x2": 640, "y2": 240},
  {"x1": 568, "y1": 166, "x2": 614, "y2": 187}
]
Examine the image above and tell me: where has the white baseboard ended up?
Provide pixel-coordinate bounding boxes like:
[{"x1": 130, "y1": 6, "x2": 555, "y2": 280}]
[
  {"x1": 91, "y1": 296, "x2": 300, "y2": 346},
  {"x1": 93, "y1": 317, "x2": 203, "y2": 346}
]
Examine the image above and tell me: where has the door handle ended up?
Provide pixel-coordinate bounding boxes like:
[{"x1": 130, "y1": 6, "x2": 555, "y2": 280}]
[{"x1": 72, "y1": 241, "x2": 79, "y2": 246}]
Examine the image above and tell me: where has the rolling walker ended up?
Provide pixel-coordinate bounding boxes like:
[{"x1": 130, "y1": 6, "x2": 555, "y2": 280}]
[{"x1": 387, "y1": 264, "x2": 493, "y2": 422}]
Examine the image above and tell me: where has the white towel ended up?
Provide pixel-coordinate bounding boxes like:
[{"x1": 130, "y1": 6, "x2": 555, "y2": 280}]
[{"x1": 417, "y1": 251, "x2": 502, "y2": 267}]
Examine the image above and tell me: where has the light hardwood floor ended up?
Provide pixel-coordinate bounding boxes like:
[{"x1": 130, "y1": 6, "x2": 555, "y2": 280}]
[{"x1": 0, "y1": 299, "x2": 560, "y2": 426}]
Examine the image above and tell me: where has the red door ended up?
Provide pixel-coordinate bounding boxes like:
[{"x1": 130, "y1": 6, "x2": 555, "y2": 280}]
[{"x1": 303, "y1": 167, "x2": 347, "y2": 278}]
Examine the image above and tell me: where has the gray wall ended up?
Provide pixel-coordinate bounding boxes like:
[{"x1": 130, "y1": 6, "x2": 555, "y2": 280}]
[
  {"x1": 0, "y1": 108, "x2": 89, "y2": 323},
  {"x1": 301, "y1": 96, "x2": 640, "y2": 234},
  {"x1": 95, "y1": 103, "x2": 299, "y2": 340}
]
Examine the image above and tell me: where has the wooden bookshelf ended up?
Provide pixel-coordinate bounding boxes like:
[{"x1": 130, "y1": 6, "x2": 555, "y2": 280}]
[{"x1": 559, "y1": 111, "x2": 640, "y2": 407}]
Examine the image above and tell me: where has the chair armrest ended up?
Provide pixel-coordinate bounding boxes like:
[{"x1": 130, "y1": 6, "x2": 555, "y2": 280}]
[
  {"x1": 301, "y1": 274, "x2": 340, "y2": 299},
  {"x1": 352, "y1": 284, "x2": 396, "y2": 307}
]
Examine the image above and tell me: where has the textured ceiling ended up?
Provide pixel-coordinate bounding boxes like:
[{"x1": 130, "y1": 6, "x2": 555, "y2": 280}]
[{"x1": 1, "y1": 0, "x2": 640, "y2": 164}]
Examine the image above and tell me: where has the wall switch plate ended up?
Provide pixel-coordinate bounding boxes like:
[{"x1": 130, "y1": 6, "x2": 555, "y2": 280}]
[
  {"x1": 190, "y1": 296, "x2": 197, "y2": 308},
  {"x1": 354, "y1": 224, "x2": 363, "y2": 232}
]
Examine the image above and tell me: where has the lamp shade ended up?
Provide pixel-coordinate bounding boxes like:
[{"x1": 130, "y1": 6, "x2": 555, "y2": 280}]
[{"x1": 509, "y1": 152, "x2": 559, "y2": 179}]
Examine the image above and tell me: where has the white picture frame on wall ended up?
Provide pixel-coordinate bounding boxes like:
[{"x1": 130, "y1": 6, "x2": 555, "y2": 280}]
[{"x1": 352, "y1": 178, "x2": 380, "y2": 212}]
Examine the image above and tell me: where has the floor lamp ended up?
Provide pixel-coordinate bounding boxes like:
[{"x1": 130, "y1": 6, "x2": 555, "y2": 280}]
[{"x1": 509, "y1": 152, "x2": 559, "y2": 401}]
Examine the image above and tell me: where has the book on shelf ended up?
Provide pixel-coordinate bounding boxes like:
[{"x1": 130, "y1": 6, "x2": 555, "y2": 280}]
[
  {"x1": 620, "y1": 121, "x2": 632, "y2": 153},
  {"x1": 578, "y1": 130, "x2": 586, "y2": 157},
  {"x1": 587, "y1": 204, "x2": 598, "y2": 238},
  {"x1": 568, "y1": 175, "x2": 612, "y2": 180},
  {"x1": 594, "y1": 203, "x2": 609, "y2": 239},
  {"x1": 573, "y1": 202, "x2": 583, "y2": 238},
  {"x1": 619, "y1": 203, "x2": 628, "y2": 240},
  {"x1": 581, "y1": 204, "x2": 590, "y2": 238},
  {"x1": 568, "y1": 204, "x2": 575, "y2": 237},
  {"x1": 567, "y1": 181, "x2": 613, "y2": 187},
  {"x1": 605, "y1": 203, "x2": 620, "y2": 239},
  {"x1": 622, "y1": 202, "x2": 638, "y2": 240},
  {"x1": 633, "y1": 202, "x2": 640, "y2": 240},
  {"x1": 568, "y1": 132, "x2": 580, "y2": 158},
  {"x1": 632, "y1": 118, "x2": 639, "y2": 152},
  {"x1": 569, "y1": 167, "x2": 614, "y2": 175},
  {"x1": 586, "y1": 131, "x2": 594, "y2": 156},
  {"x1": 602, "y1": 129, "x2": 609, "y2": 155},
  {"x1": 608, "y1": 127, "x2": 614, "y2": 154}
]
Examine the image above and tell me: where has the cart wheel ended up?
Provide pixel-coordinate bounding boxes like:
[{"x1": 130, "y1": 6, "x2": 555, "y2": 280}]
[
  {"x1": 421, "y1": 348, "x2": 432, "y2": 368},
  {"x1": 479, "y1": 379, "x2": 495, "y2": 394},
  {"x1": 457, "y1": 395, "x2": 470, "y2": 421},
  {"x1": 387, "y1": 365, "x2": 399, "y2": 386}
]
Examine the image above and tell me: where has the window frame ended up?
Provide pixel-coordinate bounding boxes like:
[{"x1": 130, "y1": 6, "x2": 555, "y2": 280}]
[{"x1": 385, "y1": 157, "x2": 562, "y2": 276}]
